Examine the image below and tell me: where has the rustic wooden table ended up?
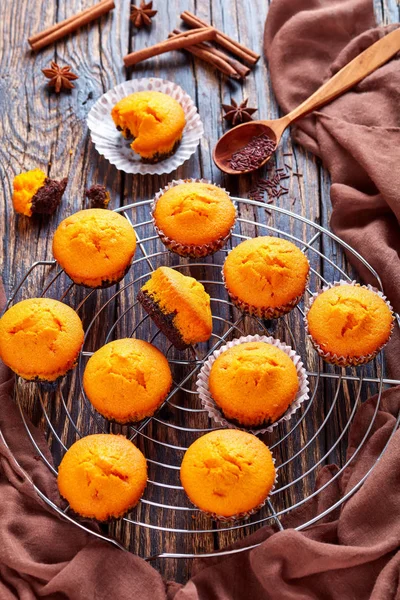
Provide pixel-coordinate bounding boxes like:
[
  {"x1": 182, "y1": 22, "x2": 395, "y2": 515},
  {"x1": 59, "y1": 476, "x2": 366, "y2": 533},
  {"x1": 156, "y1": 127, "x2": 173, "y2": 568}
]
[{"x1": 1, "y1": 0, "x2": 398, "y2": 585}]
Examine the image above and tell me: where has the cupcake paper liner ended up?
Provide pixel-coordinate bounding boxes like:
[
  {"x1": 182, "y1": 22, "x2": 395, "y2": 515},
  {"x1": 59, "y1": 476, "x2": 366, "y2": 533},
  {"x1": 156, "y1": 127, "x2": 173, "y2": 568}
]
[
  {"x1": 304, "y1": 280, "x2": 395, "y2": 367},
  {"x1": 196, "y1": 334, "x2": 310, "y2": 436},
  {"x1": 221, "y1": 266, "x2": 308, "y2": 319},
  {"x1": 152, "y1": 178, "x2": 237, "y2": 258},
  {"x1": 87, "y1": 78, "x2": 204, "y2": 175},
  {"x1": 198, "y1": 458, "x2": 278, "y2": 523}
]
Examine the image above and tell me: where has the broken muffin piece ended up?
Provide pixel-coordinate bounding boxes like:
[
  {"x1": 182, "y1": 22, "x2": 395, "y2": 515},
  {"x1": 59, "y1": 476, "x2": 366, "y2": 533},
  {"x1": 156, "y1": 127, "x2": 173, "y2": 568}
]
[
  {"x1": 85, "y1": 184, "x2": 111, "y2": 209},
  {"x1": 12, "y1": 169, "x2": 67, "y2": 216}
]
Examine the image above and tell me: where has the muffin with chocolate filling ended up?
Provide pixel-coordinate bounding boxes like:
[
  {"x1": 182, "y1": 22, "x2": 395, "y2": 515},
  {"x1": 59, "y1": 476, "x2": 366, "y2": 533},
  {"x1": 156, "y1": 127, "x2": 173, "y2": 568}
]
[
  {"x1": 12, "y1": 168, "x2": 67, "y2": 216},
  {"x1": 137, "y1": 266, "x2": 212, "y2": 350},
  {"x1": 111, "y1": 91, "x2": 186, "y2": 163}
]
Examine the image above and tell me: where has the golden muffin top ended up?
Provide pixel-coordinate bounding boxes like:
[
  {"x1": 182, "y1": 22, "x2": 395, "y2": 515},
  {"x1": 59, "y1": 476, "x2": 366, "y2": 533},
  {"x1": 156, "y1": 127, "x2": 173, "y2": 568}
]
[
  {"x1": 223, "y1": 236, "x2": 310, "y2": 308},
  {"x1": 83, "y1": 338, "x2": 172, "y2": 423},
  {"x1": 153, "y1": 182, "x2": 236, "y2": 246},
  {"x1": 111, "y1": 91, "x2": 186, "y2": 158},
  {"x1": 180, "y1": 429, "x2": 276, "y2": 517},
  {"x1": 140, "y1": 266, "x2": 212, "y2": 345},
  {"x1": 52, "y1": 209, "x2": 136, "y2": 286},
  {"x1": 307, "y1": 284, "x2": 393, "y2": 358},
  {"x1": 209, "y1": 341, "x2": 299, "y2": 426},
  {"x1": 0, "y1": 298, "x2": 84, "y2": 381},
  {"x1": 57, "y1": 434, "x2": 147, "y2": 521},
  {"x1": 12, "y1": 169, "x2": 46, "y2": 216}
]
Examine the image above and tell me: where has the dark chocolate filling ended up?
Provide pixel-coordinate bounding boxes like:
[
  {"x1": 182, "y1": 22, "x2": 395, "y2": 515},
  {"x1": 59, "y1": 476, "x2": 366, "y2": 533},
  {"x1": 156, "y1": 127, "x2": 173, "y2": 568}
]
[
  {"x1": 140, "y1": 138, "x2": 181, "y2": 164},
  {"x1": 137, "y1": 289, "x2": 189, "y2": 350},
  {"x1": 85, "y1": 184, "x2": 110, "y2": 209},
  {"x1": 31, "y1": 177, "x2": 68, "y2": 215}
]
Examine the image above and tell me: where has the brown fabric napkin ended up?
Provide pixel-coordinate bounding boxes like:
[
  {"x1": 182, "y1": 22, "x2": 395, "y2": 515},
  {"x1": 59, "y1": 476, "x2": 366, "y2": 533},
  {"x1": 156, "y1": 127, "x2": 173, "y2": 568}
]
[{"x1": 1, "y1": 1, "x2": 400, "y2": 597}]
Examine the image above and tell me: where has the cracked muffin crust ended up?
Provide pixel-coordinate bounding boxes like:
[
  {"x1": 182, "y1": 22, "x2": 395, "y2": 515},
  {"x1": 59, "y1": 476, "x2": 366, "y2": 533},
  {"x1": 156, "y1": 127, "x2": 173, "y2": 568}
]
[
  {"x1": 57, "y1": 434, "x2": 147, "y2": 521},
  {"x1": 83, "y1": 338, "x2": 172, "y2": 423},
  {"x1": 111, "y1": 91, "x2": 186, "y2": 162},
  {"x1": 306, "y1": 283, "x2": 393, "y2": 365},
  {"x1": 180, "y1": 429, "x2": 275, "y2": 519},
  {"x1": 137, "y1": 266, "x2": 212, "y2": 350},
  {"x1": 223, "y1": 236, "x2": 310, "y2": 318},
  {"x1": 208, "y1": 341, "x2": 299, "y2": 427},
  {"x1": 0, "y1": 298, "x2": 84, "y2": 382},
  {"x1": 152, "y1": 181, "x2": 236, "y2": 257},
  {"x1": 52, "y1": 209, "x2": 137, "y2": 288}
]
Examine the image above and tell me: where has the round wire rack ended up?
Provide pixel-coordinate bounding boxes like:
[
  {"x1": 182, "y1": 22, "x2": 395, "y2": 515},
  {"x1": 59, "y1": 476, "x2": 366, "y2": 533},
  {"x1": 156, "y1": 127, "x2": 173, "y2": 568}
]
[{"x1": 2, "y1": 197, "x2": 400, "y2": 561}]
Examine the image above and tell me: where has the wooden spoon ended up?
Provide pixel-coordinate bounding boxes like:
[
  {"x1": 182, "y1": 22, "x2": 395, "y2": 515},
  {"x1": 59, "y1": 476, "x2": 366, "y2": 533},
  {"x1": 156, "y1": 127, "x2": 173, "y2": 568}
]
[{"x1": 213, "y1": 27, "x2": 400, "y2": 175}]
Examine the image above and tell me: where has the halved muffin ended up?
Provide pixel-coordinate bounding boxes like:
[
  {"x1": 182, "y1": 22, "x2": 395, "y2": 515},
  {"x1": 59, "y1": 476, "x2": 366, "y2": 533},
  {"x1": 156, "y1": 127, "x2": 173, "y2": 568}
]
[{"x1": 137, "y1": 266, "x2": 212, "y2": 350}]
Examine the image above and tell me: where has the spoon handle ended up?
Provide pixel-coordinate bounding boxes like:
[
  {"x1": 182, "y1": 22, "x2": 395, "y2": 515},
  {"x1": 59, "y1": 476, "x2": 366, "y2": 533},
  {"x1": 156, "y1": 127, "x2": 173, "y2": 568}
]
[{"x1": 284, "y1": 27, "x2": 400, "y2": 125}]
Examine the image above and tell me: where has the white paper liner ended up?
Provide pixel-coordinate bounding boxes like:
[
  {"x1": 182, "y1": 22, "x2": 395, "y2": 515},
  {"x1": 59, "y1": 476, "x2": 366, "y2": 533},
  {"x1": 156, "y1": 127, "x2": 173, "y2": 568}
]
[
  {"x1": 196, "y1": 334, "x2": 310, "y2": 436},
  {"x1": 87, "y1": 78, "x2": 204, "y2": 175},
  {"x1": 304, "y1": 280, "x2": 395, "y2": 366},
  {"x1": 199, "y1": 457, "x2": 278, "y2": 523},
  {"x1": 151, "y1": 178, "x2": 237, "y2": 257}
]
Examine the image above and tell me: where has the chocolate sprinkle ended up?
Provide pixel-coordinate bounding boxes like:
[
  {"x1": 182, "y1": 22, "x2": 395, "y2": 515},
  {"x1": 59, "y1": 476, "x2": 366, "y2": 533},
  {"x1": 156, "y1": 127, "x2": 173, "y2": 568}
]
[
  {"x1": 85, "y1": 184, "x2": 110, "y2": 209},
  {"x1": 229, "y1": 133, "x2": 276, "y2": 172},
  {"x1": 31, "y1": 177, "x2": 68, "y2": 215}
]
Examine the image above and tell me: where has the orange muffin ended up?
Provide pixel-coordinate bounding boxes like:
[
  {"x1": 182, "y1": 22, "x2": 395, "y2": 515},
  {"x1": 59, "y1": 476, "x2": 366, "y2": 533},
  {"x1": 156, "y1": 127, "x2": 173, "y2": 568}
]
[
  {"x1": 83, "y1": 338, "x2": 172, "y2": 423},
  {"x1": 57, "y1": 434, "x2": 147, "y2": 521},
  {"x1": 111, "y1": 91, "x2": 186, "y2": 163},
  {"x1": 208, "y1": 341, "x2": 299, "y2": 427},
  {"x1": 0, "y1": 298, "x2": 84, "y2": 382},
  {"x1": 152, "y1": 180, "x2": 236, "y2": 258},
  {"x1": 12, "y1": 168, "x2": 67, "y2": 216},
  {"x1": 223, "y1": 236, "x2": 310, "y2": 318},
  {"x1": 306, "y1": 282, "x2": 394, "y2": 366},
  {"x1": 180, "y1": 430, "x2": 276, "y2": 519},
  {"x1": 52, "y1": 209, "x2": 136, "y2": 288},
  {"x1": 137, "y1": 266, "x2": 212, "y2": 350}
]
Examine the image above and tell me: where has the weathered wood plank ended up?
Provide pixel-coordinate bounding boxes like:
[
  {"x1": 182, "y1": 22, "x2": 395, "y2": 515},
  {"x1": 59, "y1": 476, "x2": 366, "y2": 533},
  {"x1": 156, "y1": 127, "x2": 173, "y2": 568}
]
[{"x1": 0, "y1": 0, "x2": 398, "y2": 585}]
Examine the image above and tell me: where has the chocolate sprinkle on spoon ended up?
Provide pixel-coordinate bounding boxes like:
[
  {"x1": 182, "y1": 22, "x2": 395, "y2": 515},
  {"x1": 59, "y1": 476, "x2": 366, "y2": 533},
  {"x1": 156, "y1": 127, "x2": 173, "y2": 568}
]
[{"x1": 213, "y1": 27, "x2": 400, "y2": 175}]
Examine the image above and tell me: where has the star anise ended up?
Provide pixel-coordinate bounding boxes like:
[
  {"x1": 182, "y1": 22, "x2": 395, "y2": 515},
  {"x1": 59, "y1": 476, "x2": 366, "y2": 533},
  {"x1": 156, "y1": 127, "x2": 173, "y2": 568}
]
[
  {"x1": 130, "y1": 1, "x2": 157, "y2": 28},
  {"x1": 222, "y1": 98, "x2": 258, "y2": 127},
  {"x1": 42, "y1": 62, "x2": 78, "y2": 94}
]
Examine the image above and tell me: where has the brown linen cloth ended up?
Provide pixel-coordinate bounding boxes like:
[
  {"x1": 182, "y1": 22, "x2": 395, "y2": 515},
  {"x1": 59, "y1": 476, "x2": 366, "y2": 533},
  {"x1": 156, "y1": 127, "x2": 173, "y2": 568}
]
[{"x1": 1, "y1": 1, "x2": 400, "y2": 598}]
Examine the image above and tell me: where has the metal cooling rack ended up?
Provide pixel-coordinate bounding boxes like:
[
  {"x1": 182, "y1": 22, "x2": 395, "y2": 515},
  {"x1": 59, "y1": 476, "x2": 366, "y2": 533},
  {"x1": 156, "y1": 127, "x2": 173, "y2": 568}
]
[{"x1": 2, "y1": 198, "x2": 400, "y2": 561}]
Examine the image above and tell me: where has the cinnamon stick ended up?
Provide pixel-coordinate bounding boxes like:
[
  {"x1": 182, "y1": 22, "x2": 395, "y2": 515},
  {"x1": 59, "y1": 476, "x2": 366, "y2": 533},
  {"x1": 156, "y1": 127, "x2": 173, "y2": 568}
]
[
  {"x1": 123, "y1": 27, "x2": 216, "y2": 68},
  {"x1": 29, "y1": 0, "x2": 115, "y2": 51},
  {"x1": 169, "y1": 30, "x2": 241, "y2": 79},
  {"x1": 180, "y1": 11, "x2": 260, "y2": 65},
  {"x1": 197, "y1": 42, "x2": 251, "y2": 78}
]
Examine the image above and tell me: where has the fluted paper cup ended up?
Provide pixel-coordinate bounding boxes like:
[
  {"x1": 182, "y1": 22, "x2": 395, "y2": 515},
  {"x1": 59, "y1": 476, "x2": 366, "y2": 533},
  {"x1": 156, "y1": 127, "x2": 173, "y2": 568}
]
[
  {"x1": 196, "y1": 334, "x2": 310, "y2": 436},
  {"x1": 87, "y1": 78, "x2": 204, "y2": 175}
]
